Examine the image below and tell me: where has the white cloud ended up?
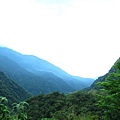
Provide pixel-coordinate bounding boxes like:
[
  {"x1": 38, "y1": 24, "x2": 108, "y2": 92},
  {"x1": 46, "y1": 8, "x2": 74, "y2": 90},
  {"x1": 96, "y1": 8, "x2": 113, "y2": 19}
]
[{"x1": 0, "y1": 0, "x2": 120, "y2": 78}]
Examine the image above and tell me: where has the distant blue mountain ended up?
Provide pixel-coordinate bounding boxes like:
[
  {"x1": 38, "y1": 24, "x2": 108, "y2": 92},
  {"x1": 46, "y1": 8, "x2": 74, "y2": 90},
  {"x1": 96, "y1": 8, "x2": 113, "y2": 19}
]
[{"x1": 0, "y1": 47, "x2": 94, "y2": 94}]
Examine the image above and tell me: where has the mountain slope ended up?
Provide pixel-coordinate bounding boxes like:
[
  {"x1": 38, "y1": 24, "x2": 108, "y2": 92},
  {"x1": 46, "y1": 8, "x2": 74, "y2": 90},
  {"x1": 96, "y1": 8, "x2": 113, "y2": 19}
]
[
  {"x1": 87, "y1": 58, "x2": 119, "y2": 91},
  {"x1": 0, "y1": 71, "x2": 31, "y2": 106},
  {"x1": 0, "y1": 55, "x2": 74, "y2": 95},
  {"x1": 0, "y1": 47, "x2": 94, "y2": 90}
]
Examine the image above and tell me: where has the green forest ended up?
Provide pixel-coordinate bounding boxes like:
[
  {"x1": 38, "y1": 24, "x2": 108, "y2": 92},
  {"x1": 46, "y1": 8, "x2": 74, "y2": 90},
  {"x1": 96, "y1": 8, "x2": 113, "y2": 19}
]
[
  {"x1": 0, "y1": 47, "x2": 120, "y2": 120},
  {"x1": 1, "y1": 59, "x2": 120, "y2": 120}
]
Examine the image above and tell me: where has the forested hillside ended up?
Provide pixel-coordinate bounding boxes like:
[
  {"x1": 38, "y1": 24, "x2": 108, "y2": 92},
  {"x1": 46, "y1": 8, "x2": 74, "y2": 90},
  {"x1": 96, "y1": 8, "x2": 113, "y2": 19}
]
[
  {"x1": 1, "y1": 46, "x2": 120, "y2": 120},
  {"x1": 87, "y1": 58, "x2": 119, "y2": 91},
  {"x1": 25, "y1": 58, "x2": 120, "y2": 120},
  {"x1": 0, "y1": 71, "x2": 31, "y2": 106},
  {"x1": 0, "y1": 55, "x2": 74, "y2": 95},
  {"x1": 0, "y1": 47, "x2": 94, "y2": 91}
]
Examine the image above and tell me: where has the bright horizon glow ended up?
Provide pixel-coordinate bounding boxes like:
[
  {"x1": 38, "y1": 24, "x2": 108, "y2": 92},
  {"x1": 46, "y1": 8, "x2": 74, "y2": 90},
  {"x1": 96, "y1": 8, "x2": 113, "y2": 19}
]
[{"x1": 0, "y1": 0, "x2": 120, "y2": 78}]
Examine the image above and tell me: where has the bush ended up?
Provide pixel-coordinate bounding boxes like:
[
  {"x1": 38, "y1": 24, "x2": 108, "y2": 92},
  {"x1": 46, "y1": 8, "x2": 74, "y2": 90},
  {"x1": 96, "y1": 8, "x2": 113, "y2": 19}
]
[{"x1": 0, "y1": 96, "x2": 28, "y2": 120}]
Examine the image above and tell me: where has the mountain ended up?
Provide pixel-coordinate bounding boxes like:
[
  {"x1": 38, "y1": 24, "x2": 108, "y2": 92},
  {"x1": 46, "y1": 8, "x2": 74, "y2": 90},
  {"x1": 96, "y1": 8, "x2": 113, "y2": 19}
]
[
  {"x1": 86, "y1": 58, "x2": 119, "y2": 91},
  {"x1": 0, "y1": 47, "x2": 94, "y2": 91},
  {"x1": 0, "y1": 71, "x2": 31, "y2": 106},
  {"x1": 25, "y1": 58, "x2": 120, "y2": 120},
  {"x1": 0, "y1": 55, "x2": 74, "y2": 95}
]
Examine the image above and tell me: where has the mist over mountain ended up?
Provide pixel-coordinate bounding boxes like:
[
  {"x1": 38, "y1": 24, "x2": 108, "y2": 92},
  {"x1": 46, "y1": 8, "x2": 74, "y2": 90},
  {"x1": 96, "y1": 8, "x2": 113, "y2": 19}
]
[{"x1": 0, "y1": 47, "x2": 94, "y2": 95}]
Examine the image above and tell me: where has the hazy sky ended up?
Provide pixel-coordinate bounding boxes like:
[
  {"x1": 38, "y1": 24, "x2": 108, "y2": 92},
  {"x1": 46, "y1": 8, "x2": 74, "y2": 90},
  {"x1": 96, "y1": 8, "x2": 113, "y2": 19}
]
[{"x1": 0, "y1": 0, "x2": 120, "y2": 78}]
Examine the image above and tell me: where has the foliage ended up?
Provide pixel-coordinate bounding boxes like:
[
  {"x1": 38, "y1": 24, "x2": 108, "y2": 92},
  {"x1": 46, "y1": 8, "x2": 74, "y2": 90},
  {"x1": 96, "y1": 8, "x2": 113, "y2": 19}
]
[
  {"x1": 0, "y1": 96, "x2": 10, "y2": 120},
  {"x1": 26, "y1": 91, "x2": 98, "y2": 120},
  {"x1": 2, "y1": 48, "x2": 120, "y2": 120},
  {"x1": 25, "y1": 59, "x2": 120, "y2": 120},
  {"x1": 0, "y1": 71, "x2": 31, "y2": 107},
  {"x1": 97, "y1": 59, "x2": 120, "y2": 120},
  {"x1": 0, "y1": 96, "x2": 28, "y2": 120}
]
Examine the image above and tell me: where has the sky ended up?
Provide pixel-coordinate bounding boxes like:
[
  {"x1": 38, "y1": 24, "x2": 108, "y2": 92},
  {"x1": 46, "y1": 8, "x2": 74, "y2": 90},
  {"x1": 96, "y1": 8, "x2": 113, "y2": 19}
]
[{"x1": 0, "y1": 0, "x2": 120, "y2": 78}]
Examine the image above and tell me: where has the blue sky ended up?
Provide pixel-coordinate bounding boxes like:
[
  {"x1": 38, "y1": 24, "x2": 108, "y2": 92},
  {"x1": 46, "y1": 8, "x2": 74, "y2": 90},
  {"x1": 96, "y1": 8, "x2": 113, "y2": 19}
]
[{"x1": 0, "y1": 0, "x2": 120, "y2": 78}]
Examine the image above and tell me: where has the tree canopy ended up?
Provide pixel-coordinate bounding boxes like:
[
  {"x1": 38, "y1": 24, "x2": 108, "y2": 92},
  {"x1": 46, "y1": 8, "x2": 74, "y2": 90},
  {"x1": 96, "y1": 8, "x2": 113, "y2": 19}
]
[{"x1": 97, "y1": 59, "x2": 120, "y2": 120}]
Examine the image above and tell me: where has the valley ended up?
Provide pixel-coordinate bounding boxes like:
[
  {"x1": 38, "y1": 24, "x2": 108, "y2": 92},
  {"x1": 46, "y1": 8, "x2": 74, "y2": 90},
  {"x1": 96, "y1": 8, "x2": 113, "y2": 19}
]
[{"x1": 0, "y1": 47, "x2": 120, "y2": 120}]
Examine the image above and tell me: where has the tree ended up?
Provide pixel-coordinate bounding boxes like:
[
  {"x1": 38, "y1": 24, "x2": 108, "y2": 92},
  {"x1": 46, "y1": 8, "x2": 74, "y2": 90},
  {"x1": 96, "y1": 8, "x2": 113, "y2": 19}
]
[{"x1": 97, "y1": 59, "x2": 120, "y2": 120}]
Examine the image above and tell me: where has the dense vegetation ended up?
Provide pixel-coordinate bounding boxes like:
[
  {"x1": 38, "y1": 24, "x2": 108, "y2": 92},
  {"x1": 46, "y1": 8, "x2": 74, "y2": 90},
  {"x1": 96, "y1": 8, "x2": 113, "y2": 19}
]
[
  {"x1": 25, "y1": 59, "x2": 120, "y2": 120},
  {"x1": 0, "y1": 47, "x2": 120, "y2": 119},
  {"x1": 0, "y1": 47, "x2": 94, "y2": 94},
  {"x1": 96, "y1": 59, "x2": 120, "y2": 120},
  {"x1": 0, "y1": 96, "x2": 28, "y2": 120},
  {"x1": 26, "y1": 91, "x2": 99, "y2": 120},
  {"x1": 0, "y1": 71, "x2": 31, "y2": 106}
]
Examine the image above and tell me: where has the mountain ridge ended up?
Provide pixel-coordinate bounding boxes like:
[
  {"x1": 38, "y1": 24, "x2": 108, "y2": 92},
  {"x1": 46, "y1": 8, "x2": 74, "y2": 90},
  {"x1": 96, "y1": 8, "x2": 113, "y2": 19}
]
[
  {"x1": 0, "y1": 47, "x2": 94, "y2": 94},
  {"x1": 0, "y1": 55, "x2": 74, "y2": 95},
  {"x1": 86, "y1": 58, "x2": 120, "y2": 91}
]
